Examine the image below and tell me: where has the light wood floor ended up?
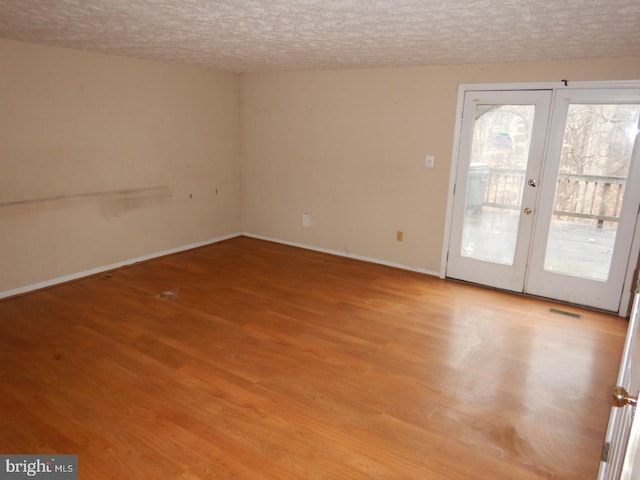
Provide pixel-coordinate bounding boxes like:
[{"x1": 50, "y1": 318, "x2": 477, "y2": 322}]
[{"x1": 0, "y1": 237, "x2": 628, "y2": 479}]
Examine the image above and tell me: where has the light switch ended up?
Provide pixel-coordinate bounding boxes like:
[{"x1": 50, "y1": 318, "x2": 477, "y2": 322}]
[{"x1": 426, "y1": 155, "x2": 435, "y2": 168}]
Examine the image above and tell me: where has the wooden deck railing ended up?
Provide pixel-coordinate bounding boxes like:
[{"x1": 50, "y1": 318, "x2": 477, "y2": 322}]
[{"x1": 481, "y1": 169, "x2": 626, "y2": 227}]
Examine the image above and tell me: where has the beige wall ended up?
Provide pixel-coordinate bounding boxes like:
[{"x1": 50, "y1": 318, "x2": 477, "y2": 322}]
[
  {"x1": 2, "y1": 39, "x2": 639, "y2": 295},
  {"x1": 240, "y1": 58, "x2": 640, "y2": 273},
  {"x1": 0, "y1": 40, "x2": 241, "y2": 293}
]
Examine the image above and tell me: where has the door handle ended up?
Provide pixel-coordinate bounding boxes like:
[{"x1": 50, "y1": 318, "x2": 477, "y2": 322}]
[
  {"x1": 523, "y1": 207, "x2": 533, "y2": 215},
  {"x1": 612, "y1": 386, "x2": 638, "y2": 407},
  {"x1": 528, "y1": 179, "x2": 537, "y2": 187}
]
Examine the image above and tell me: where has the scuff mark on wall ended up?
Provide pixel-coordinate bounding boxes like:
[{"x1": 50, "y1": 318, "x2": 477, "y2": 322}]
[{"x1": 0, "y1": 186, "x2": 171, "y2": 217}]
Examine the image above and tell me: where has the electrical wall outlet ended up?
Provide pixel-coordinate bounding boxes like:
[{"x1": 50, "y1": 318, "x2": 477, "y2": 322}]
[
  {"x1": 302, "y1": 213, "x2": 311, "y2": 227},
  {"x1": 396, "y1": 231, "x2": 404, "y2": 241}
]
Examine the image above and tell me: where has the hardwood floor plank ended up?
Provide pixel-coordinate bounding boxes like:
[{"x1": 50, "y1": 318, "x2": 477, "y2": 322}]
[{"x1": 0, "y1": 236, "x2": 628, "y2": 478}]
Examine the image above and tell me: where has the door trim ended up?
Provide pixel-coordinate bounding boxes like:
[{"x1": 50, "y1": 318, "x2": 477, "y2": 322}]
[{"x1": 441, "y1": 80, "x2": 640, "y2": 316}]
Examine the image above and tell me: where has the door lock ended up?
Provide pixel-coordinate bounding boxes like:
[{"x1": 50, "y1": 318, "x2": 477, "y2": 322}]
[{"x1": 523, "y1": 207, "x2": 533, "y2": 215}]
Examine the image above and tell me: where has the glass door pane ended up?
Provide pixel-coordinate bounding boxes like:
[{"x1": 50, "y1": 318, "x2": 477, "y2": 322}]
[
  {"x1": 543, "y1": 104, "x2": 640, "y2": 281},
  {"x1": 461, "y1": 105, "x2": 535, "y2": 265}
]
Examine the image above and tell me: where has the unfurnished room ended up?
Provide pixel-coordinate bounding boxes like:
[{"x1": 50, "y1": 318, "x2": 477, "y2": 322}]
[{"x1": 1, "y1": 1, "x2": 640, "y2": 479}]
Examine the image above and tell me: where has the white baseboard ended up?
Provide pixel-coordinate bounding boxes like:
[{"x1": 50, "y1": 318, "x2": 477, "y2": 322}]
[
  {"x1": 0, "y1": 232, "x2": 242, "y2": 300},
  {"x1": 243, "y1": 232, "x2": 439, "y2": 276},
  {"x1": 1, "y1": 231, "x2": 437, "y2": 300}
]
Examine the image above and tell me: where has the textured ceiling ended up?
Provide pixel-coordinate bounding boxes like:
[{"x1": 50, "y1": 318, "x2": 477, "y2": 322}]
[{"x1": 0, "y1": 0, "x2": 639, "y2": 73}]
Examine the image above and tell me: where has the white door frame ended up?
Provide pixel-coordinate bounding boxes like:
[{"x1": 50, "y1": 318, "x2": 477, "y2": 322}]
[{"x1": 440, "y1": 80, "x2": 640, "y2": 316}]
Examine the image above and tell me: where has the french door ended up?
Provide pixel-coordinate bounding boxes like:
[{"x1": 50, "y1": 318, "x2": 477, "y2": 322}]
[{"x1": 446, "y1": 87, "x2": 640, "y2": 312}]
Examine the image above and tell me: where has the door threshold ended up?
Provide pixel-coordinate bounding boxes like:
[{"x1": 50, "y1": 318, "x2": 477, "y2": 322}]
[{"x1": 445, "y1": 277, "x2": 619, "y2": 316}]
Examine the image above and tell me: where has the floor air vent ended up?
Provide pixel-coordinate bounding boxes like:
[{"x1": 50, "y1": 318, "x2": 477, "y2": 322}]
[{"x1": 549, "y1": 308, "x2": 582, "y2": 319}]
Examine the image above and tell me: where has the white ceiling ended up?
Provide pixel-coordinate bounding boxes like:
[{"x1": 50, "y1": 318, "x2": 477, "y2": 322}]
[{"x1": 0, "y1": 0, "x2": 638, "y2": 73}]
